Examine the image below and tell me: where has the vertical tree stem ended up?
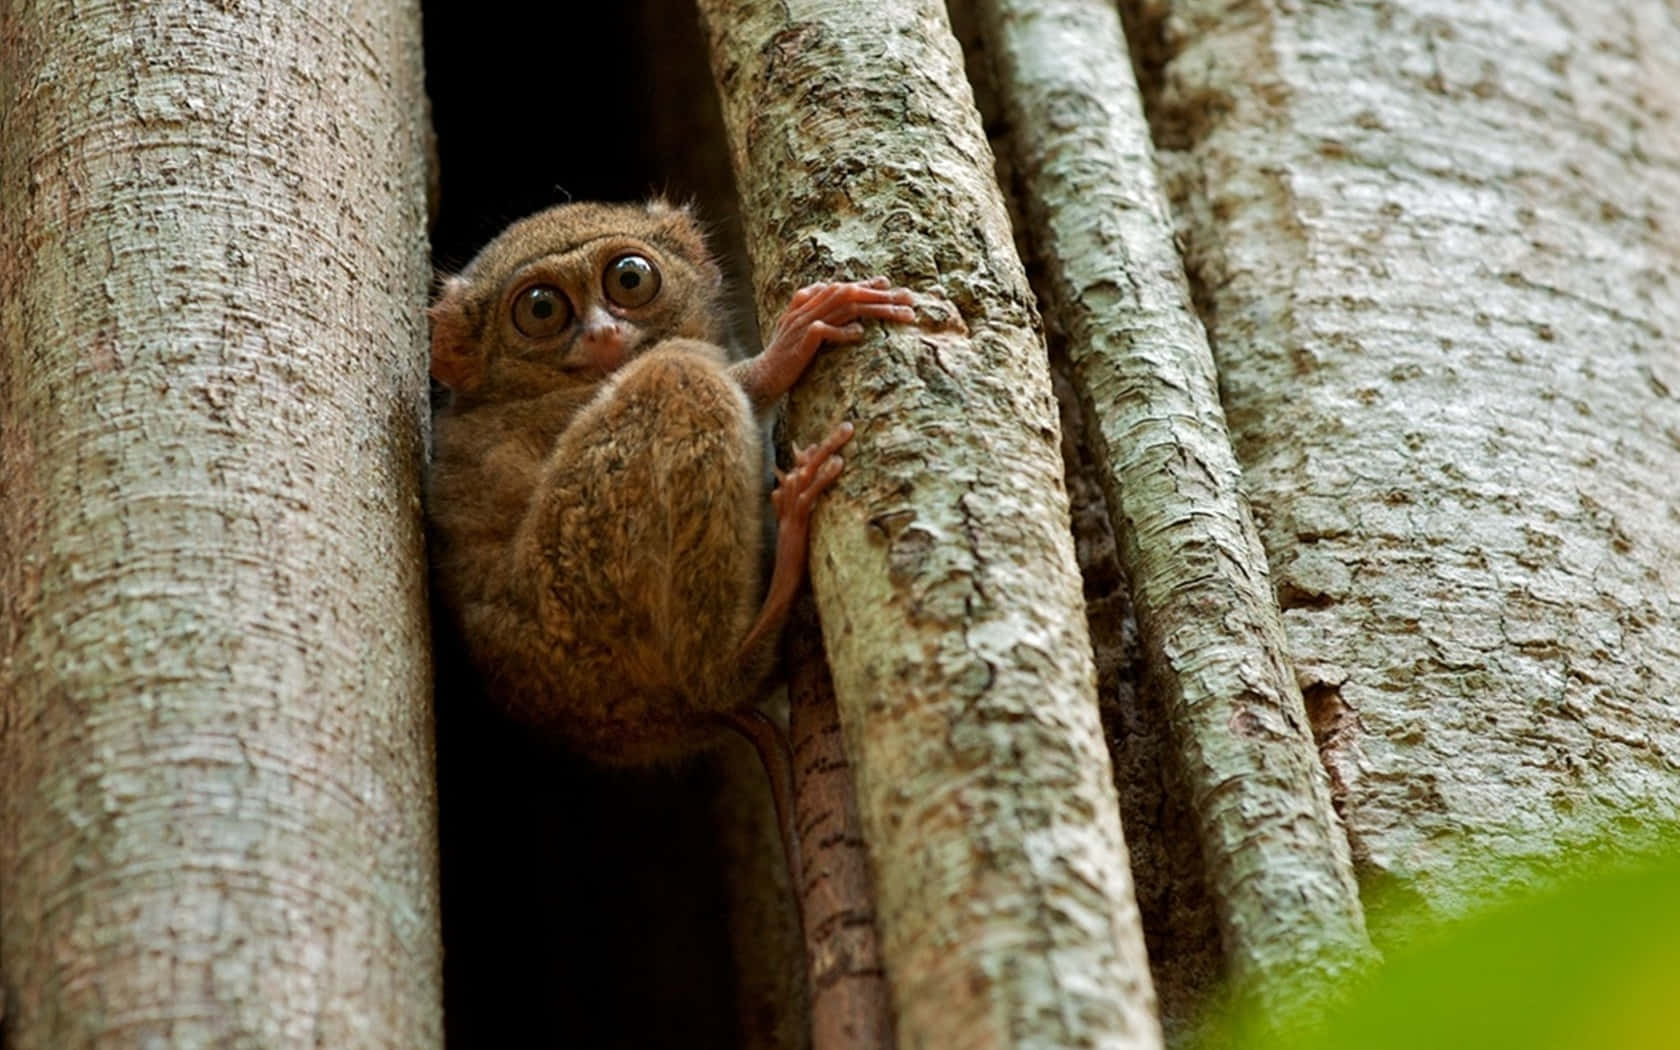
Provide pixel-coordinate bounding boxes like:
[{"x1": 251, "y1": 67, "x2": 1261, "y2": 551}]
[
  {"x1": 699, "y1": 2, "x2": 1162, "y2": 1047},
  {"x1": 787, "y1": 602, "x2": 895, "y2": 1050},
  {"x1": 0, "y1": 2, "x2": 441, "y2": 1045},
  {"x1": 970, "y1": 0, "x2": 1370, "y2": 1010}
]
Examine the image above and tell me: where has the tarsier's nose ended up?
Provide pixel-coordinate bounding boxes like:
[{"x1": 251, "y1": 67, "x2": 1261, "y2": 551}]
[{"x1": 578, "y1": 311, "x2": 628, "y2": 370}]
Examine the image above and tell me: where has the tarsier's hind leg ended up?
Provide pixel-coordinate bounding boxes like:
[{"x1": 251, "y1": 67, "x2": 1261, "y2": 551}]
[
  {"x1": 520, "y1": 340, "x2": 767, "y2": 746},
  {"x1": 733, "y1": 421, "x2": 854, "y2": 667}
]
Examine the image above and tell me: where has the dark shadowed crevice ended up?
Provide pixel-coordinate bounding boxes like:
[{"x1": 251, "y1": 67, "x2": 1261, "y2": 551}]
[{"x1": 420, "y1": 5, "x2": 753, "y2": 1048}]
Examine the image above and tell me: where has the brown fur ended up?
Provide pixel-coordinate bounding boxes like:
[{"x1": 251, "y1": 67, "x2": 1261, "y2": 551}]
[{"x1": 427, "y1": 201, "x2": 767, "y2": 764}]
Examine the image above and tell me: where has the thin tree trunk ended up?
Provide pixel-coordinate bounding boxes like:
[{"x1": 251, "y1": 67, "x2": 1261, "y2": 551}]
[
  {"x1": 941, "y1": 9, "x2": 1228, "y2": 1038},
  {"x1": 787, "y1": 600, "x2": 894, "y2": 1050},
  {"x1": 699, "y1": 3, "x2": 1162, "y2": 1048},
  {"x1": 1133, "y1": 0, "x2": 1680, "y2": 920},
  {"x1": 969, "y1": 0, "x2": 1370, "y2": 1012},
  {"x1": 0, "y1": 2, "x2": 441, "y2": 1046}
]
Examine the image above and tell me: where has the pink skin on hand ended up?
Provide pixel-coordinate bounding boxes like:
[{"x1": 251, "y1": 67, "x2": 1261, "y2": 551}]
[{"x1": 735, "y1": 277, "x2": 917, "y2": 410}]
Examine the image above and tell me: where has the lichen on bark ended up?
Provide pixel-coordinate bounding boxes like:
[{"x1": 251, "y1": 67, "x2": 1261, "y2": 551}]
[
  {"x1": 968, "y1": 0, "x2": 1370, "y2": 1018},
  {"x1": 700, "y1": 2, "x2": 1162, "y2": 1047}
]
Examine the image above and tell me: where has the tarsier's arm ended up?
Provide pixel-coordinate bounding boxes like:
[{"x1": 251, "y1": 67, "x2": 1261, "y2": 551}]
[{"x1": 729, "y1": 277, "x2": 916, "y2": 667}]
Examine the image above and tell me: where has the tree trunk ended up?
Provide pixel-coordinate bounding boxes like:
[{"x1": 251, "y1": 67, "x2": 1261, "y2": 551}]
[
  {"x1": 787, "y1": 600, "x2": 895, "y2": 1050},
  {"x1": 941, "y1": 9, "x2": 1227, "y2": 1039},
  {"x1": 699, "y1": 3, "x2": 1162, "y2": 1048},
  {"x1": 1132, "y1": 0, "x2": 1680, "y2": 923},
  {"x1": 0, "y1": 2, "x2": 442, "y2": 1046},
  {"x1": 967, "y1": 0, "x2": 1370, "y2": 1014}
]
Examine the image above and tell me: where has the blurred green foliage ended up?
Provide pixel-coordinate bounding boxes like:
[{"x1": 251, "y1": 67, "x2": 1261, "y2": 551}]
[{"x1": 1202, "y1": 844, "x2": 1680, "y2": 1050}]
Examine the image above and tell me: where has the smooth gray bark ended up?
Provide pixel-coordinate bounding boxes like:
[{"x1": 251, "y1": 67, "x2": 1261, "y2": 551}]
[{"x1": 0, "y1": 2, "x2": 441, "y2": 1046}]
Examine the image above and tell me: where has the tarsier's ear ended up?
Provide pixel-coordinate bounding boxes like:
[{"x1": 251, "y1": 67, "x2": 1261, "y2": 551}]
[
  {"x1": 428, "y1": 275, "x2": 484, "y2": 392},
  {"x1": 644, "y1": 198, "x2": 722, "y2": 294}
]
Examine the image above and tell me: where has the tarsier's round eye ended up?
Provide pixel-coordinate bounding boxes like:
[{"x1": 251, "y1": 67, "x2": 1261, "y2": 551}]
[
  {"x1": 512, "y1": 285, "x2": 571, "y2": 338},
  {"x1": 602, "y1": 254, "x2": 661, "y2": 308}
]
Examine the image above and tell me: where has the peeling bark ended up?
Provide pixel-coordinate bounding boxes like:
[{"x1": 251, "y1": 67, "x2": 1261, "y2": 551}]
[
  {"x1": 0, "y1": 2, "x2": 441, "y2": 1046},
  {"x1": 699, "y1": 3, "x2": 1161, "y2": 1048},
  {"x1": 970, "y1": 0, "x2": 1370, "y2": 1011},
  {"x1": 1137, "y1": 0, "x2": 1680, "y2": 921}
]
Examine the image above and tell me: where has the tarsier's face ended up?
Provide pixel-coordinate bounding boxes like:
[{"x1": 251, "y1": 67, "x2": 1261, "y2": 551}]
[
  {"x1": 493, "y1": 232, "x2": 707, "y2": 374},
  {"x1": 430, "y1": 201, "x2": 723, "y2": 393}
]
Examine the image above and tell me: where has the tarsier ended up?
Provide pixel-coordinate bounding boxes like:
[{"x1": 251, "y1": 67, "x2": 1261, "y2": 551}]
[{"x1": 426, "y1": 200, "x2": 915, "y2": 873}]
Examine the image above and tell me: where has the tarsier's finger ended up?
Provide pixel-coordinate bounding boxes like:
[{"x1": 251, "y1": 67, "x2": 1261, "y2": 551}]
[
  {"x1": 786, "y1": 281, "x2": 910, "y2": 328},
  {"x1": 784, "y1": 283, "x2": 854, "y2": 326},
  {"x1": 790, "y1": 283, "x2": 825, "y2": 308},
  {"x1": 797, "y1": 456, "x2": 846, "y2": 511},
  {"x1": 815, "y1": 454, "x2": 845, "y2": 486},
  {"x1": 781, "y1": 422, "x2": 853, "y2": 493},
  {"x1": 802, "y1": 321, "x2": 865, "y2": 356},
  {"x1": 802, "y1": 289, "x2": 914, "y2": 331},
  {"x1": 809, "y1": 420, "x2": 855, "y2": 462},
  {"x1": 829, "y1": 280, "x2": 907, "y2": 302},
  {"x1": 790, "y1": 422, "x2": 852, "y2": 473},
  {"x1": 826, "y1": 301, "x2": 917, "y2": 325},
  {"x1": 826, "y1": 282, "x2": 912, "y2": 305},
  {"x1": 785, "y1": 457, "x2": 819, "y2": 487}
]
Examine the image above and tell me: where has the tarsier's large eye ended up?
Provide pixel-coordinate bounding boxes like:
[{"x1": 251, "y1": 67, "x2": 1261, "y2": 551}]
[
  {"x1": 602, "y1": 254, "x2": 661, "y2": 308},
  {"x1": 512, "y1": 285, "x2": 571, "y2": 338}
]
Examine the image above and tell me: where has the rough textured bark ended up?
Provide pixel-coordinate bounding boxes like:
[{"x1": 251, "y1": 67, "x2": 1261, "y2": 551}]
[
  {"x1": 970, "y1": 0, "x2": 1369, "y2": 1009},
  {"x1": 1133, "y1": 0, "x2": 1680, "y2": 920},
  {"x1": 787, "y1": 601, "x2": 894, "y2": 1050},
  {"x1": 944, "y1": 8, "x2": 1225, "y2": 1038},
  {"x1": 0, "y1": 2, "x2": 441, "y2": 1046},
  {"x1": 699, "y1": 3, "x2": 1162, "y2": 1048},
  {"x1": 1052, "y1": 352, "x2": 1225, "y2": 1045}
]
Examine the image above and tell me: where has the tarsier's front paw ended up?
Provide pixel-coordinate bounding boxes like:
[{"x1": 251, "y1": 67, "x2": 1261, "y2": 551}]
[{"x1": 747, "y1": 278, "x2": 917, "y2": 405}]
